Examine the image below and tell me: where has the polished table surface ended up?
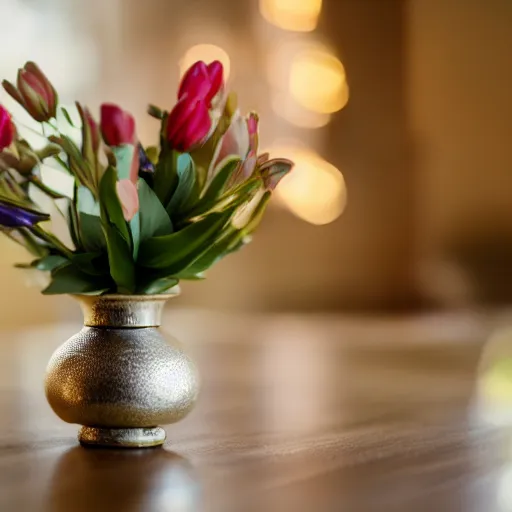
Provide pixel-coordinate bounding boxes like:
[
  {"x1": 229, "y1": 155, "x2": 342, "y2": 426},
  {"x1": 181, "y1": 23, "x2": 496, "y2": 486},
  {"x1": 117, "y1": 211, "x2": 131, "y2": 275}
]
[{"x1": 0, "y1": 308, "x2": 512, "y2": 511}]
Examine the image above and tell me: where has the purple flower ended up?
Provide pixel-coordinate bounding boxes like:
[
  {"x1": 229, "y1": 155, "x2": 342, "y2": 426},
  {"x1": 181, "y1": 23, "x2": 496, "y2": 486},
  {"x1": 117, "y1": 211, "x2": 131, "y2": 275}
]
[
  {"x1": 138, "y1": 144, "x2": 155, "y2": 174},
  {"x1": 0, "y1": 198, "x2": 49, "y2": 228}
]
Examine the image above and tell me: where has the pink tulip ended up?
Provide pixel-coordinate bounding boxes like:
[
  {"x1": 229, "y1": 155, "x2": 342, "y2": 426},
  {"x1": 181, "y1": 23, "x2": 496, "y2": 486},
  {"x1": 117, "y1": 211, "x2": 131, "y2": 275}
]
[
  {"x1": 213, "y1": 111, "x2": 260, "y2": 180},
  {"x1": 100, "y1": 104, "x2": 136, "y2": 146},
  {"x1": 178, "y1": 60, "x2": 224, "y2": 107},
  {"x1": 215, "y1": 112, "x2": 250, "y2": 165},
  {"x1": 166, "y1": 95, "x2": 211, "y2": 152},
  {"x1": 247, "y1": 112, "x2": 259, "y2": 149},
  {"x1": 2, "y1": 62, "x2": 58, "y2": 123},
  {"x1": 116, "y1": 179, "x2": 139, "y2": 221},
  {"x1": 0, "y1": 105, "x2": 14, "y2": 151}
]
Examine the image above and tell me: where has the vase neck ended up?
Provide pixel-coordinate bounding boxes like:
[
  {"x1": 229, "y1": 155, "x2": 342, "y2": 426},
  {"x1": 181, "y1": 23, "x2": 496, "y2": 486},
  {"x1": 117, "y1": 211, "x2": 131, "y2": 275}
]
[{"x1": 75, "y1": 295, "x2": 176, "y2": 328}]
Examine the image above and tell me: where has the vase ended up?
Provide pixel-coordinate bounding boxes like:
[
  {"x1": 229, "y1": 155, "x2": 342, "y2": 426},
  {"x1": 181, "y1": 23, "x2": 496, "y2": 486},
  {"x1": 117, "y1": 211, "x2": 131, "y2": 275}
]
[{"x1": 45, "y1": 294, "x2": 199, "y2": 448}]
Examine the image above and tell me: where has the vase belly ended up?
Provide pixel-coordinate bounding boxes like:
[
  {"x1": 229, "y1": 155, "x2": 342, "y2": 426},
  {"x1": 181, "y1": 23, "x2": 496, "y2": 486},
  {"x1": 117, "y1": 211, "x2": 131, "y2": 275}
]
[{"x1": 44, "y1": 295, "x2": 199, "y2": 448}]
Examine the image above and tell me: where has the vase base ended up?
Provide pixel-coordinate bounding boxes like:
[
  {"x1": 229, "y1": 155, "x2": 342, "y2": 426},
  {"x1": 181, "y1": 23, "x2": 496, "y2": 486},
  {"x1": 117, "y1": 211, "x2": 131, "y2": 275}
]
[{"x1": 78, "y1": 426, "x2": 166, "y2": 448}]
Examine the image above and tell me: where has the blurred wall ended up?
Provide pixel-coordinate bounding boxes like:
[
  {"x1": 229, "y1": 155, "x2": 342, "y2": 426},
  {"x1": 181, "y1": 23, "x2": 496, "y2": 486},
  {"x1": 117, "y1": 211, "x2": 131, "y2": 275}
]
[
  {"x1": 408, "y1": 0, "x2": 512, "y2": 304},
  {"x1": 1, "y1": 0, "x2": 511, "y2": 325}
]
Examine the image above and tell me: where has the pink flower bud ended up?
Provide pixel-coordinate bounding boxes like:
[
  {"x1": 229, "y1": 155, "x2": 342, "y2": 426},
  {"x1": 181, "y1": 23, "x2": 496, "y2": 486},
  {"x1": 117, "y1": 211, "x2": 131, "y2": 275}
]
[
  {"x1": 178, "y1": 60, "x2": 224, "y2": 107},
  {"x1": 2, "y1": 62, "x2": 58, "y2": 123},
  {"x1": 247, "y1": 112, "x2": 259, "y2": 155},
  {"x1": 0, "y1": 105, "x2": 14, "y2": 151},
  {"x1": 100, "y1": 104, "x2": 136, "y2": 147},
  {"x1": 215, "y1": 112, "x2": 250, "y2": 165},
  {"x1": 166, "y1": 95, "x2": 211, "y2": 152},
  {"x1": 116, "y1": 179, "x2": 139, "y2": 221}
]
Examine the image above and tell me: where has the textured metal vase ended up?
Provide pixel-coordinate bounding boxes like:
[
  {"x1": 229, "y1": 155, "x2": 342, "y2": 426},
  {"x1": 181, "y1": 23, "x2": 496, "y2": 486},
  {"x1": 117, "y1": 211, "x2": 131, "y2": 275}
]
[{"x1": 45, "y1": 294, "x2": 199, "y2": 448}]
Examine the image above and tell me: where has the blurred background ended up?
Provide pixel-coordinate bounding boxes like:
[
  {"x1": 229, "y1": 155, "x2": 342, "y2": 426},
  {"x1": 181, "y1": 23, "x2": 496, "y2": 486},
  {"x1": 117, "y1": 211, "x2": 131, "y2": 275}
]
[{"x1": 0, "y1": 0, "x2": 511, "y2": 326}]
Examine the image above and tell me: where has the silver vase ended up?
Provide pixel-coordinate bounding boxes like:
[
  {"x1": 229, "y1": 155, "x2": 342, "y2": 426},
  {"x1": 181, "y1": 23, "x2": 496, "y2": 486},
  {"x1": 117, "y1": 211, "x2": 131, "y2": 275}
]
[{"x1": 45, "y1": 294, "x2": 199, "y2": 448}]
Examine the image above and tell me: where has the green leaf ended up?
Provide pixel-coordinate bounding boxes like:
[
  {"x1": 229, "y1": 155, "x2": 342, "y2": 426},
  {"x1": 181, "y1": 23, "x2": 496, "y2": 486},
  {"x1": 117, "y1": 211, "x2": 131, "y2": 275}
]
[
  {"x1": 102, "y1": 222, "x2": 136, "y2": 293},
  {"x1": 7, "y1": 228, "x2": 49, "y2": 258},
  {"x1": 173, "y1": 272, "x2": 205, "y2": 280},
  {"x1": 138, "y1": 179, "x2": 173, "y2": 241},
  {"x1": 175, "y1": 229, "x2": 242, "y2": 279},
  {"x1": 243, "y1": 191, "x2": 272, "y2": 234},
  {"x1": 61, "y1": 106, "x2": 76, "y2": 127},
  {"x1": 49, "y1": 135, "x2": 92, "y2": 189},
  {"x1": 67, "y1": 197, "x2": 82, "y2": 250},
  {"x1": 145, "y1": 145, "x2": 159, "y2": 164},
  {"x1": 71, "y1": 252, "x2": 109, "y2": 276},
  {"x1": 36, "y1": 254, "x2": 68, "y2": 271},
  {"x1": 79, "y1": 212, "x2": 106, "y2": 252},
  {"x1": 76, "y1": 185, "x2": 105, "y2": 251},
  {"x1": 15, "y1": 254, "x2": 68, "y2": 271},
  {"x1": 153, "y1": 149, "x2": 179, "y2": 205},
  {"x1": 138, "y1": 276, "x2": 179, "y2": 295},
  {"x1": 166, "y1": 153, "x2": 197, "y2": 215},
  {"x1": 111, "y1": 145, "x2": 135, "y2": 181},
  {"x1": 99, "y1": 167, "x2": 135, "y2": 292},
  {"x1": 99, "y1": 167, "x2": 131, "y2": 244},
  {"x1": 42, "y1": 263, "x2": 111, "y2": 295},
  {"x1": 147, "y1": 105, "x2": 164, "y2": 120},
  {"x1": 138, "y1": 208, "x2": 234, "y2": 269},
  {"x1": 130, "y1": 212, "x2": 140, "y2": 259},
  {"x1": 77, "y1": 186, "x2": 100, "y2": 215},
  {"x1": 201, "y1": 157, "x2": 241, "y2": 204},
  {"x1": 185, "y1": 177, "x2": 261, "y2": 220},
  {"x1": 226, "y1": 234, "x2": 251, "y2": 255}
]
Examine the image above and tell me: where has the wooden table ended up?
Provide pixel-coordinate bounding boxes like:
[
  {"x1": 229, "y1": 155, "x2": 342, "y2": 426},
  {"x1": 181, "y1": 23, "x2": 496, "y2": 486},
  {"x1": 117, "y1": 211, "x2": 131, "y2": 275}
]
[{"x1": 0, "y1": 309, "x2": 510, "y2": 511}]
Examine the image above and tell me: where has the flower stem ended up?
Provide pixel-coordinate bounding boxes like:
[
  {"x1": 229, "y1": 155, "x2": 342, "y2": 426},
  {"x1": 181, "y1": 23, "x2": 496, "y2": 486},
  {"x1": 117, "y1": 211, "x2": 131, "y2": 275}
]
[
  {"x1": 44, "y1": 120, "x2": 59, "y2": 132},
  {"x1": 28, "y1": 176, "x2": 64, "y2": 199},
  {"x1": 30, "y1": 225, "x2": 72, "y2": 259}
]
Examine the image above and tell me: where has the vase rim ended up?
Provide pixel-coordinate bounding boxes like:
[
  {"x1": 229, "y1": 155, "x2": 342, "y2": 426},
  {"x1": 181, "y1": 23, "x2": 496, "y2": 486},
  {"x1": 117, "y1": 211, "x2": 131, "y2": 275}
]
[
  {"x1": 72, "y1": 292, "x2": 180, "y2": 301},
  {"x1": 74, "y1": 292, "x2": 179, "y2": 328}
]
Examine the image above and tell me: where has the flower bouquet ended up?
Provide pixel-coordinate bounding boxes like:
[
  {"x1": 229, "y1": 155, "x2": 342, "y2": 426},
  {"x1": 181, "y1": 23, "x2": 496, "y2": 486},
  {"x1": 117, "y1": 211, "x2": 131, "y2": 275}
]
[
  {"x1": 0, "y1": 60, "x2": 293, "y2": 448},
  {"x1": 0, "y1": 60, "x2": 292, "y2": 295}
]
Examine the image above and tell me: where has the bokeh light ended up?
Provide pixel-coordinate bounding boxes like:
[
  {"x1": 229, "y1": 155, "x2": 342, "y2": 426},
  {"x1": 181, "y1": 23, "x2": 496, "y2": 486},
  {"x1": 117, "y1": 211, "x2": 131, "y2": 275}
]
[
  {"x1": 289, "y1": 49, "x2": 348, "y2": 114},
  {"x1": 477, "y1": 328, "x2": 512, "y2": 426},
  {"x1": 259, "y1": 0, "x2": 323, "y2": 32},
  {"x1": 180, "y1": 44, "x2": 231, "y2": 80},
  {"x1": 271, "y1": 91, "x2": 331, "y2": 129},
  {"x1": 271, "y1": 146, "x2": 346, "y2": 225}
]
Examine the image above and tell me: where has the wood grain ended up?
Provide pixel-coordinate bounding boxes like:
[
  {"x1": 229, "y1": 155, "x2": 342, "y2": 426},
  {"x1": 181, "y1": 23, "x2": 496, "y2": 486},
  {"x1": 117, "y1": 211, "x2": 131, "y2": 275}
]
[{"x1": 0, "y1": 310, "x2": 509, "y2": 511}]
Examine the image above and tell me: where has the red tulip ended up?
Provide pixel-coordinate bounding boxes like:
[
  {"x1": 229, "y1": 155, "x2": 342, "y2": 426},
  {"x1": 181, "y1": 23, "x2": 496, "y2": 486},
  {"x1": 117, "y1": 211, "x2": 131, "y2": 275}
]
[
  {"x1": 2, "y1": 62, "x2": 58, "y2": 122},
  {"x1": 178, "y1": 60, "x2": 224, "y2": 107},
  {"x1": 100, "y1": 104, "x2": 136, "y2": 146},
  {"x1": 166, "y1": 95, "x2": 211, "y2": 152},
  {"x1": 0, "y1": 105, "x2": 14, "y2": 151}
]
